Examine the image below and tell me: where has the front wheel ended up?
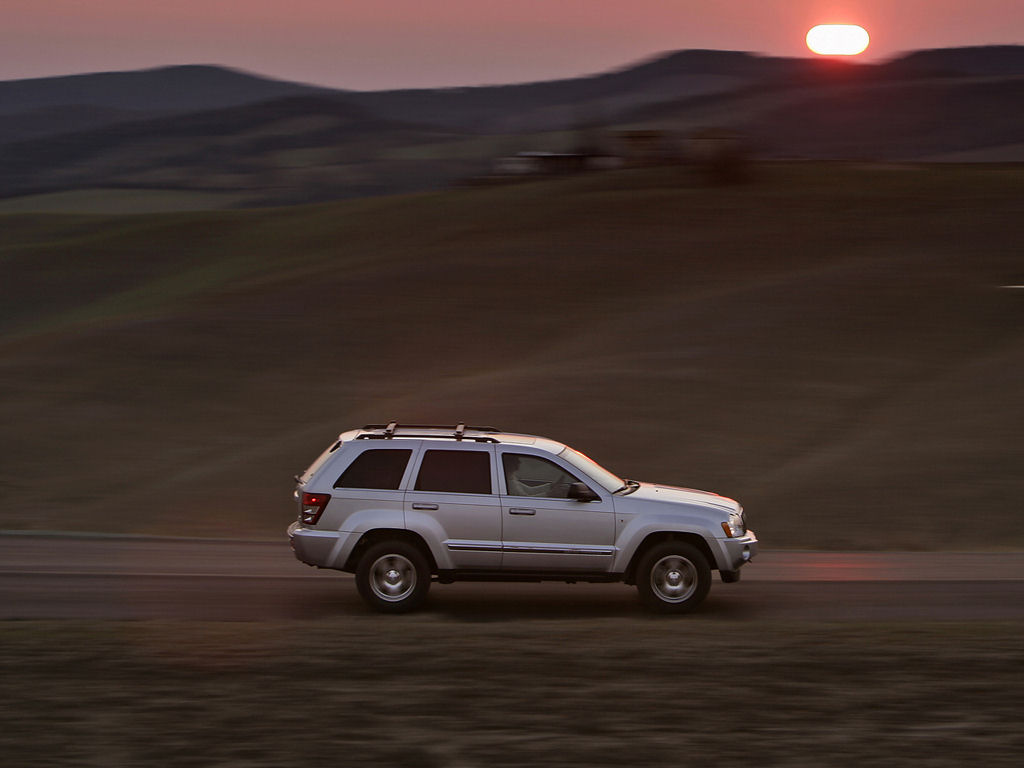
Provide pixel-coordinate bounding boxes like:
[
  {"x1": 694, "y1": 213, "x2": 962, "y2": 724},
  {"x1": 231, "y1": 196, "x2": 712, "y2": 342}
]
[
  {"x1": 635, "y1": 541, "x2": 711, "y2": 614},
  {"x1": 355, "y1": 540, "x2": 431, "y2": 613}
]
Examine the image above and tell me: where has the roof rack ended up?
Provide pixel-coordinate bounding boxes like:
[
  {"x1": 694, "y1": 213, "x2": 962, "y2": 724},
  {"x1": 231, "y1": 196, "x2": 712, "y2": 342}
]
[{"x1": 357, "y1": 423, "x2": 502, "y2": 443}]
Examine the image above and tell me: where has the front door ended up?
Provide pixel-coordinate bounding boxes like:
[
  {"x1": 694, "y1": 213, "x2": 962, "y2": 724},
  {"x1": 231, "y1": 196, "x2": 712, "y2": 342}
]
[{"x1": 498, "y1": 450, "x2": 615, "y2": 571}]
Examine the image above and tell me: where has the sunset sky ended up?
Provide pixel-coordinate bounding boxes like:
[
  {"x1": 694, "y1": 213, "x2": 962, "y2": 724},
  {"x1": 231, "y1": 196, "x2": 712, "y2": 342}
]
[{"x1": 4, "y1": 1, "x2": 1022, "y2": 89}]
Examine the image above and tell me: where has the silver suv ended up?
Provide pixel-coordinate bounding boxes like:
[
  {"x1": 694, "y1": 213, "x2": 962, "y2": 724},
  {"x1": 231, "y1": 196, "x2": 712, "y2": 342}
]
[{"x1": 288, "y1": 423, "x2": 758, "y2": 613}]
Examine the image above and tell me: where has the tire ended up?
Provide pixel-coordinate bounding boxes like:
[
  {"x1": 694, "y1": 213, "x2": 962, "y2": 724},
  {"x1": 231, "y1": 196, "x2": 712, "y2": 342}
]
[
  {"x1": 355, "y1": 539, "x2": 431, "y2": 613},
  {"x1": 635, "y1": 541, "x2": 711, "y2": 614}
]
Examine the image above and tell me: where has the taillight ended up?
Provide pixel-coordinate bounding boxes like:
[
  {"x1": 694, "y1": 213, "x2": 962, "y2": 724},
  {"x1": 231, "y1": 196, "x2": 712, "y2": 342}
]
[{"x1": 300, "y1": 492, "x2": 331, "y2": 525}]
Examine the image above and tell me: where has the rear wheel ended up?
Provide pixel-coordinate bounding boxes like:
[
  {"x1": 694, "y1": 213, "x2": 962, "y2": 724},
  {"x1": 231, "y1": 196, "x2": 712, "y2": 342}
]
[
  {"x1": 635, "y1": 541, "x2": 711, "y2": 614},
  {"x1": 355, "y1": 540, "x2": 431, "y2": 613}
]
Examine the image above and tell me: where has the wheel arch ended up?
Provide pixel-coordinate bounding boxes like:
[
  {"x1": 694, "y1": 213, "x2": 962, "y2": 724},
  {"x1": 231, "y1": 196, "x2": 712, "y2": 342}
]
[
  {"x1": 623, "y1": 531, "x2": 716, "y2": 585},
  {"x1": 342, "y1": 529, "x2": 438, "y2": 573}
]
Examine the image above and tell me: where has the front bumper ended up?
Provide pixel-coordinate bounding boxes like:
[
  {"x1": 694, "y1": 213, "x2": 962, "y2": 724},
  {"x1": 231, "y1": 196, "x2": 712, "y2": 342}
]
[{"x1": 717, "y1": 527, "x2": 758, "y2": 571}]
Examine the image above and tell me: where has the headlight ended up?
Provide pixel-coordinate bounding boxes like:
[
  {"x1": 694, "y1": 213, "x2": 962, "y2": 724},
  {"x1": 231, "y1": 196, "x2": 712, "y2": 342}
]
[{"x1": 721, "y1": 511, "x2": 745, "y2": 538}]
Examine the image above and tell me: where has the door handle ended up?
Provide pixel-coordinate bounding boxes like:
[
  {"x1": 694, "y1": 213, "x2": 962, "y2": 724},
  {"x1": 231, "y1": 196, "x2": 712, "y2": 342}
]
[
  {"x1": 509, "y1": 508, "x2": 536, "y2": 515},
  {"x1": 411, "y1": 503, "x2": 439, "y2": 510}
]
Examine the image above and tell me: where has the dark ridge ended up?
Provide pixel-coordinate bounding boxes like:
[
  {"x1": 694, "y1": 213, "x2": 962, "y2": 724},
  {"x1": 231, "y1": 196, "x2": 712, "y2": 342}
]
[
  {"x1": 880, "y1": 45, "x2": 1024, "y2": 78},
  {"x1": 345, "y1": 50, "x2": 806, "y2": 128},
  {"x1": 0, "y1": 64, "x2": 338, "y2": 115},
  {"x1": 0, "y1": 93, "x2": 434, "y2": 173},
  {"x1": 750, "y1": 76, "x2": 1024, "y2": 160},
  {"x1": 1, "y1": 46, "x2": 1021, "y2": 206},
  {"x1": 0, "y1": 104, "x2": 161, "y2": 144}
]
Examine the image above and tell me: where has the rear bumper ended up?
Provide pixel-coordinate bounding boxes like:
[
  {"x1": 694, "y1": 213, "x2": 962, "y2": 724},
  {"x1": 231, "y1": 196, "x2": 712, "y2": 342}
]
[{"x1": 287, "y1": 522, "x2": 347, "y2": 568}]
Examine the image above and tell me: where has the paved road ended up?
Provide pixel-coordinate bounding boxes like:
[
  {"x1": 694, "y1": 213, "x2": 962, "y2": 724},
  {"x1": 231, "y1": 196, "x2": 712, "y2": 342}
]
[{"x1": 2, "y1": 534, "x2": 1023, "y2": 621}]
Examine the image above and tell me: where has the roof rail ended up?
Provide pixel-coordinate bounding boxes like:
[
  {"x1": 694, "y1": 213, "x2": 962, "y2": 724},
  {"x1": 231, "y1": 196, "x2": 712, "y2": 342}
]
[
  {"x1": 357, "y1": 422, "x2": 502, "y2": 443},
  {"x1": 361, "y1": 423, "x2": 501, "y2": 433}
]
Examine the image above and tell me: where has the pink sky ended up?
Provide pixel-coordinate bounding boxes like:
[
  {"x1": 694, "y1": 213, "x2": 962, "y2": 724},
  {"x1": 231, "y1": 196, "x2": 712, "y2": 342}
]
[{"x1": 3, "y1": 1, "x2": 1022, "y2": 89}]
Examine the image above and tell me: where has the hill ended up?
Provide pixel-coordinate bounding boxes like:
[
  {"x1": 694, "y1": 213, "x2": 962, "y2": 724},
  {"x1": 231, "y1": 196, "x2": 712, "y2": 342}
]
[
  {"x1": 344, "y1": 49, "x2": 803, "y2": 132},
  {"x1": 1, "y1": 47, "x2": 1023, "y2": 209},
  {"x1": 0, "y1": 64, "x2": 334, "y2": 115},
  {"x1": 311, "y1": 45, "x2": 1024, "y2": 133},
  {"x1": 1, "y1": 163, "x2": 1021, "y2": 548},
  {"x1": 0, "y1": 104, "x2": 154, "y2": 145},
  {"x1": 878, "y1": 45, "x2": 1024, "y2": 78},
  {"x1": 0, "y1": 95, "x2": 465, "y2": 205},
  {"x1": 626, "y1": 71, "x2": 1024, "y2": 160},
  {"x1": 752, "y1": 76, "x2": 1024, "y2": 160},
  {"x1": 340, "y1": 46, "x2": 1024, "y2": 132},
  {"x1": 0, "y1": 65, "x2": 339, "y2": 157}
]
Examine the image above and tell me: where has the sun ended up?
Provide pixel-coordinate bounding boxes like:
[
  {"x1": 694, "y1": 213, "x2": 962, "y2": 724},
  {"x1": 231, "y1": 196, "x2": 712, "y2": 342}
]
[{"x1": 806, "y1": 24, "x2": 870, "y2": 56}]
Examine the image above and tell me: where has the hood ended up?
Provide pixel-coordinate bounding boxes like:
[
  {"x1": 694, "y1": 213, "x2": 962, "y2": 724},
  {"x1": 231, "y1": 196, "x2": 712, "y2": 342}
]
[{"x1": 626, "y1": 482, "x2": 740, "y2": 513}]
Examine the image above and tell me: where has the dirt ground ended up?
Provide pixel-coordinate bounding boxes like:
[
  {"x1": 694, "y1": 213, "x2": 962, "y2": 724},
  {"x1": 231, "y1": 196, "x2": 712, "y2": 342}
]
[{"x1": 2, "y1": 619, "x2": 1021, "y2": 767}]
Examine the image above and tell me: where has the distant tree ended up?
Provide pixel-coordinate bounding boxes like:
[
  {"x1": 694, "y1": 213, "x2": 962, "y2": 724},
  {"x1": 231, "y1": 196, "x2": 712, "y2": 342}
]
[{"x1": 570, "y1": 104, "x2": 610, "y2": 157}]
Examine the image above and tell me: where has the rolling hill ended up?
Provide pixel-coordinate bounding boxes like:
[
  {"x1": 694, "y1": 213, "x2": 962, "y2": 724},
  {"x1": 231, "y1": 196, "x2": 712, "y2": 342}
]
[
  {"x1": 0, "y1": 95, "x2": 465, "y2": 205},
  {"x1": 1, "y1": 163, "x2": 1021, "y2": 547},
  {"x1": 1, "y1": 46, "x2": 1022, "y2": 209},
  {"x1": 341, "y1": 46, "x2": 1024, "y2": 132},
  {"x1": 0, "y1": 64, "x2": 337, "y2": 148},
  {"x1": 0, "y1": 64, "x2": 333, "y2": 116}
]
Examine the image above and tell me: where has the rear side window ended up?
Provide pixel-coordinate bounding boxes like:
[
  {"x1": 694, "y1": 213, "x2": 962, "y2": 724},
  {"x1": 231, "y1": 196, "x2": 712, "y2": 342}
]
[
  {"x1": 334, "y1": 449, "x2": 411, "y2": 490},
  {"x1": 414, "y1": 450, "x2": 491, "y2": 495}
]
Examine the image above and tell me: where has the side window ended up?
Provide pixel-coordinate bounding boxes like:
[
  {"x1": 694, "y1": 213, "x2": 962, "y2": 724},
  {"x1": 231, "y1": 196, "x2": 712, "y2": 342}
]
[
  {"x1": 503, "y1": 453, "x2": 583, "y2": 499},
  {"x1": 414, "y1": 450, "x2": 492, "y2": 495},
  {"x1": 334, "y1": 449, "x2": 411, "y2": 490}
]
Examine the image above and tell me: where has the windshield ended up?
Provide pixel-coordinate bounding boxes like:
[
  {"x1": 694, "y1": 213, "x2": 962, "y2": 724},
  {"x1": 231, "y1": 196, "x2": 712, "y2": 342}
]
[{"x1": 558, "y1": 446, "x2": 624, "y2": 493}]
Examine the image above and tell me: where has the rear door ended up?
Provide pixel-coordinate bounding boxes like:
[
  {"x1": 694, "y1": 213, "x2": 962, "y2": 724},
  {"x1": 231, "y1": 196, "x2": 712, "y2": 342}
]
[
  {"x1": 498, "y1": 449, "x2": 616, "y2": 571},
  {"x1": 404, "y1": 443, "x2": 501, "y2": 569},
  {"x1": 326, "y1": 444, "x2": 414, "y2": 529}
]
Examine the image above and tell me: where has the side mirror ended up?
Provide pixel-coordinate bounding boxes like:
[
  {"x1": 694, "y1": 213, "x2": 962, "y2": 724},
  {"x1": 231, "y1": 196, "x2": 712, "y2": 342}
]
[{"x1": 567, "y1": 482, "x2": 600, "y2": 502}]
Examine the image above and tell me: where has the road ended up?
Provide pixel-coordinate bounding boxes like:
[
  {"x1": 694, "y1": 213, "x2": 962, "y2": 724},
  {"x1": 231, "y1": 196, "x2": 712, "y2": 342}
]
[{"x1": 2, "y1": 534, "x2": 1023, "y2": 621}]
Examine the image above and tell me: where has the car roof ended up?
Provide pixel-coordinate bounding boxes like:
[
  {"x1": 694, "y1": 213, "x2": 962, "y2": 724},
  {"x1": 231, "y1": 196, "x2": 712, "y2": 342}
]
[{"x1": 339, "y1": 423, "x2": 567, "y2": 454}]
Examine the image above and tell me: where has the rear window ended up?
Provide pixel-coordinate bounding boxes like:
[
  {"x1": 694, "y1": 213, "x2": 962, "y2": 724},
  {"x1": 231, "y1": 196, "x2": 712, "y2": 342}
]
[
  {"x1": 334, "y1": 449, "x2": 412, "y2": 490},
  {"x1": 299, "y1": 439, "x2": 343, "y2": 484},
  {"x1": 414, "y1": 450, "x2": 491, "y2": 495}
]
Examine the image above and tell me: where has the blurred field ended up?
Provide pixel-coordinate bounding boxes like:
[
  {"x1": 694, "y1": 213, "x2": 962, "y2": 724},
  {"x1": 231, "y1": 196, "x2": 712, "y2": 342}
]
[
  {"x1": 0, "y1": 188, "x2": 251, "y2": 215},
  {"x1": 0, "y1": 619, "x2": 1020, "y2": 766},
  {"x1": 1, "y1": 162, "x2": 1022, "y2": 547}
]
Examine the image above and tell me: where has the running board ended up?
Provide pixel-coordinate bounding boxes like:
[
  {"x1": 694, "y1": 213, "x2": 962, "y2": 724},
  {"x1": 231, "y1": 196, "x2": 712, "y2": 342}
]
[{"x1": 435, "y1": 570, "x2": 622, "y2": 585}]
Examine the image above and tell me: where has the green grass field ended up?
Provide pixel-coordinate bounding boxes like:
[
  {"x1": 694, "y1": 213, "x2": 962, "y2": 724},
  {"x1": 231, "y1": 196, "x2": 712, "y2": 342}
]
[
  {"x1": 1, "y1": 163, "x2": 1022, "y2": 546},
  {"x1": 1, "y1": 619, "x2": 1021, "y2": 766}
]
